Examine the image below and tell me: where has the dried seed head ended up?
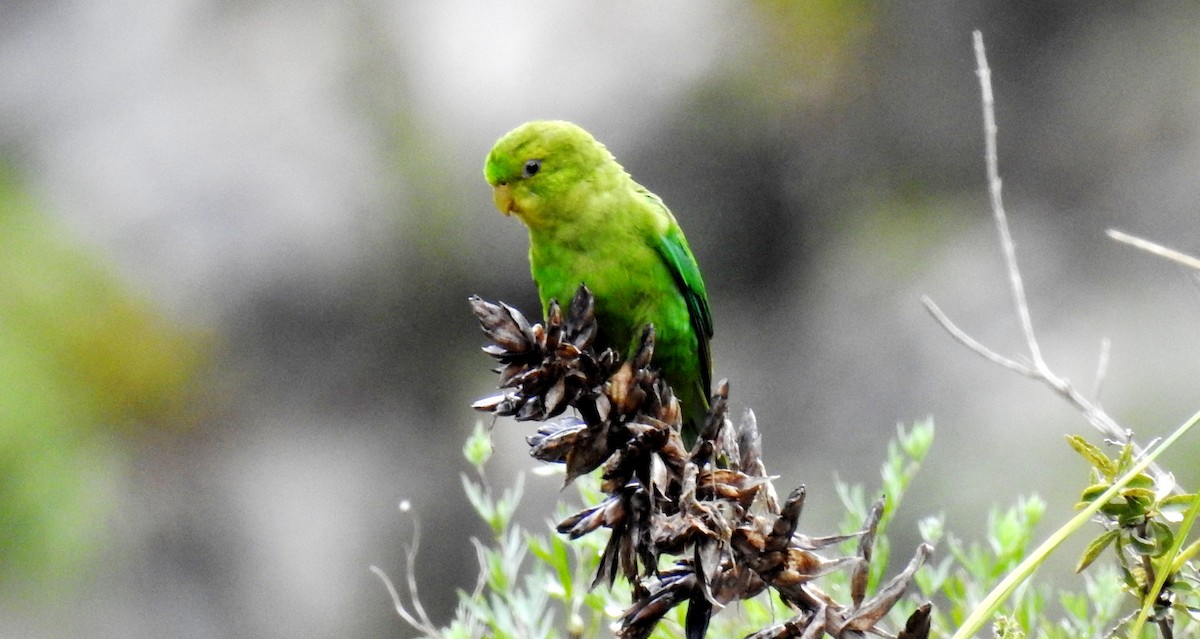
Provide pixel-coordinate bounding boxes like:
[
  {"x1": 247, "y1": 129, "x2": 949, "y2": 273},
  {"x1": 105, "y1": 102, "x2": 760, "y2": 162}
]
[
  {"x1": 632, "y1": 324, "x2": 655, "y2": 369},
  {"x1": 899, "y1": 603, "x2": 933, "y2": 639},
  {"x1": 606, "y1": 361, "x2": 637, "y2": 416},
  {"x1": 469, "y1": 296, "x2": 535, "y2": 353},
  {"x1": 468, "y1": 287, "x2": 932, "y2": 638},
  {"x1": 737, "y1": 408, "x2": 763, "y2": 472},
  {"x1": 696, "y1": 379, "x2": 730, "y2": 446},
  {"x1": 526, "y1": 417, "x2": 587, "y2": 463},
  {"x1": 564, "y1": 285, "x2": 597, "y2": 348},
  {"x1": 563, "y1": 422, "x2": 612, "y2": 485}
]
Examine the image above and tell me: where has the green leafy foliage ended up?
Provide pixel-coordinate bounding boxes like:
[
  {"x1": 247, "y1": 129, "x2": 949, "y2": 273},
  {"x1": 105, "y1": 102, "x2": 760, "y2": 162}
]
[
  {"x1": 378, "y1": 421, "x2": 620, "y2": 639},
  {"x1": 385, "y1": 411, "x2": 1200, "y2": 638},
  {"x1": 381, "y1": 421, "x2": 937, "y2": 638},
  {"x1": 1066, "y1": 434, "x2": 1200, "y2": 637},
  {"x1": 914, "y1": 495, "x2": 1047, "y2": 633},
  {"x1": 914, "y1": 422, "x2": 1200, "y2": 639},
  {"x1": 833, "y1": 420, "x2": 934, "y2": 598}
]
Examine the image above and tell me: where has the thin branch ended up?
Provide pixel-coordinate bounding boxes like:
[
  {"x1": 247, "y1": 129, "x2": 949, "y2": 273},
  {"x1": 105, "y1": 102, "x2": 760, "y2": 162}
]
[
  {"x1": 1092, "y1": 337, "x2": 1111, "y2": 406},
  {"x1": 974, "y1": 32, "x2": 1046, "y2": 371},
  {"x1": 922, "y1": 31, "x2": 1168, "y2": 482},
  {"x1": 371, "y1": 565, "x2": 440, "y2": 634},
  {"x1": 920, "y1": 295, "x2": 1034, "y2": 377},
  {"x1": 1108, "y1": 229, "x2": 1200, "y2": 271},
  {"x1": 370, "y1": 504, "x2": 441, "y2": 635},
  {"x1": 966, "y1": 31, "x2": 1125, "y2": 440},
  {"x1": 401, "y1": 517, "x2": 436, "y2": 630}
]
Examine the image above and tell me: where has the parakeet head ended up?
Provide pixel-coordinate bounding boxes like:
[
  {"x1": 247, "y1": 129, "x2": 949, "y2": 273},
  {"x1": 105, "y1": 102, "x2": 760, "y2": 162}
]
[{"x1": 483, "y1": 120, "x2": 619, "y2": 226}]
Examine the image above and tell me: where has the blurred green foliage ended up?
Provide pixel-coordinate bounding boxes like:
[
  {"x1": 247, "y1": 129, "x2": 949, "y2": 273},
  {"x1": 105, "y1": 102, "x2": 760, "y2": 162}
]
[{"x1": 0, "y1": 164, "x2": 205, "y2": 588}]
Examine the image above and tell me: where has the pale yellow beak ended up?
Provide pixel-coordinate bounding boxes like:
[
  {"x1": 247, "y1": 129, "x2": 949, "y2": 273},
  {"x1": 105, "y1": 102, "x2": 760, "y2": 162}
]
[{"x1": 492, "y1": 183, "x2": 516, "y2": 216}]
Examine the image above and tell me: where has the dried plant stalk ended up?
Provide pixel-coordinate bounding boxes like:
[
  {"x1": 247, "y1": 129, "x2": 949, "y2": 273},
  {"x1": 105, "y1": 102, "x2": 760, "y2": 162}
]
[{"x1": 471, "y1": 286, "x2": 932, "y2": 639}]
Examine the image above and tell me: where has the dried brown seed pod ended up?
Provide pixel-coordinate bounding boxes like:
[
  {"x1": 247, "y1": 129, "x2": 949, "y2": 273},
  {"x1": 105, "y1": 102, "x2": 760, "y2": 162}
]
[
  {"x1": 468, "y1": 296, "x2": 535, "y2": 353},
  {"x1": 469, "y1": 287, "x2": 933, "y2": 638}
]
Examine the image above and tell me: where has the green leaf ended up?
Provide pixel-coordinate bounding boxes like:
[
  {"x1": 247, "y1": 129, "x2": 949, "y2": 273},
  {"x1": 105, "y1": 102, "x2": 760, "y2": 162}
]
[
  {"x1": 1059, "y1": 589, "x2": 1088, "y2": 621},
  {"x1": 1121, "y1": 486, "x2": 1156, "y2": 501},
  {"x1": 1066, "y1": 435, "x2": 1115, "y2": 477},
  {"x1": 1128, "y1": 527, "x2": 1163, "y2": 557},
  {"x1": 491, "y1": 472, "x2": 525, "y2": 534},
  {"x1": 1115, "y1": 440, "x2": 1135, "y2": 474},
  {"x1": 992, "y1": 615, "x2": 1026, "y2": 639},
  {"x1": 898, "y1": 419, "x2": 934, "y2": 460},
  {"x1": 1076, "y1": 529, "x2": 1119, "y2": 573},
  {"x1": 1147, "y1": 520, "x2": 1175, "y2": 558},
  {"x1": 1078, "y1": 483, "x2": 1112, "y2": 505},
  {"x1": 1159, "y1": 493, "x2": 1197, "y2": 516},
  {"x1": 462, "y1": 474, "x2": 494, "y2": 523},
  {"x1": 1123, "y1": 473, "x2": 1156, "y2": 491},
  {"x1": 1167, "y1": 579, "x2": 1195, "y2": 595},
  {"x1": 1118, "y1": 562, "x2": 1140, "y2": 590},
  {"x1": 918, "y1": 515, "x2": 945, "y2": 546},
  {"x1": 1116, "y1": 510, "x2": 1149, "y2": 529},
  {"x1": 1100, "y1": 498, "x2": 1138, "y2": 521},
  {"x1": 1120, "y1": 487, "x2": 1155, "y2": 516},
  {"x1": 528, "y1": 532, "x2": 572, "y2": 601},
  {"x1": 914, "y1": 555, "x2": 952, "y2": 595},
  {"x1": 463, "y1": 421, "x2": 494, "y2": 469}
]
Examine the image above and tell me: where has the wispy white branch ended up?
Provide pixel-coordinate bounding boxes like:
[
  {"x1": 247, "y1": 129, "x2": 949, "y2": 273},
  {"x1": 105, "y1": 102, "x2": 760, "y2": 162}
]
[
  {"x1": 1108, "y1": 229, "x2": 1200, "y2": 271},
  {"x1": 921, "y1": 31, "x2": 1167, "y2": 481}
]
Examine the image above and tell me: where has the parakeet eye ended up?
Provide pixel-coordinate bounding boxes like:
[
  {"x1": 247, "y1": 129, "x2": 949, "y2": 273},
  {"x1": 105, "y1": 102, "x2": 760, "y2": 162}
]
[{"x1": 522, "y1": 159, "x2": 542, "y2": 178}]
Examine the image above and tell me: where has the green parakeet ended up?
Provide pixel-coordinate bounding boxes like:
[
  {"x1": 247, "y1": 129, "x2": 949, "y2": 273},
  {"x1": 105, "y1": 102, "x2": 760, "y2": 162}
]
[{"x1": 484, "y1": 120, "x2": 713, "y2": 444}]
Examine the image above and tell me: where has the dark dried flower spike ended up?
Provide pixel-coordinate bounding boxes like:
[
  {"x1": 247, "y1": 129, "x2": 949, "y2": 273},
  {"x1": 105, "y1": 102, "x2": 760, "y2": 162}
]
[
  {"x1": 898, "y1": 603, "x2": 933, "y2": 639},
  {"x1": 741, "y1": 614, "x2": 816, "y2": 639},
  {"x1": 607, "y1": 361, "x2": 641, "y2": 418},
  {"x1": 632, "y1": 324, "x2": 655, "y2": 369},
  {"x1": 697, "y1": 379, "x2": 730, "y2": 445},
  {"x1": 616, "y1": 570, "x2": 699, "y2": 639},
  {"x1": 526, "y1": 416, "x2": 587, "y2": 464},
  {"x1": 546, "y1": 298, "x2": 563, "y2": 328},
  {"x1": 836, "y1": 543, "x2": 933, "y2": 634},
  {"x1": 468, "y1": 296, "x2": 534, "y2": 353},
  {"x1": 565, "y1": 284, "x2": 597, "y2": 348},
  {"x1": 561, "y1": 420, "x2": 612, "y2": 486},
  {"x1": 470, "y1": 393, "x2": 508, "y2": 413},
  {"x1": 850, "y1": 498, "x2": 886, "y2": 609},
  {"x1": 536, "y1": 298, "x2": 564, "y2": 353},
  {"x1": 737, "y1": 408, "x2": 762, "y2": 472},
  {"x1": 684, "y1": 592, "x2": 712, "y2": 639},
  {"x1": 768, "y1": 486, "x2": 807, "y2": 552},
  {"x1": 469, "y1": 291, "x2": 933, "y2": 638}
]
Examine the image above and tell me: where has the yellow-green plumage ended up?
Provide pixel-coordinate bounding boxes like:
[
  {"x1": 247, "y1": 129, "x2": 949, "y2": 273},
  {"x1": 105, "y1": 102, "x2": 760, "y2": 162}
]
[{"x1": 484, "y1": 120, "x2": 713, "y2": 443}]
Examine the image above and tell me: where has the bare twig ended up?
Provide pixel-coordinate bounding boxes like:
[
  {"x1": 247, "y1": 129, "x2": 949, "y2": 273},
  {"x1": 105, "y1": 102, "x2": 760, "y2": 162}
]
[
  {"x1": 370, "y1": 503, "x2": 442, "y2": 636},
  {"x1": 922, "y1": 31, "x2": 1167, "y2": 481},
  {"x1": 974, "y1": 31, "x2": 1045, "y2": 371},
  {"x1": 919, "y1": 295, "x2": 1033, "y2": 377},
  {"x1": 1108, "y1": 229, "x2": 1200, "y2": 271},
  {"x1": 1092, "y1": 338, "x2": 1111, "y2": 406}
]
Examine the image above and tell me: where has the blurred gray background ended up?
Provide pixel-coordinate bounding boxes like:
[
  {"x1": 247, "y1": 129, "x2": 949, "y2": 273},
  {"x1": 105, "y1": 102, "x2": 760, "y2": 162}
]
[{"x1": 1, "y1": 2, "x2": 1198, "y2": 637}]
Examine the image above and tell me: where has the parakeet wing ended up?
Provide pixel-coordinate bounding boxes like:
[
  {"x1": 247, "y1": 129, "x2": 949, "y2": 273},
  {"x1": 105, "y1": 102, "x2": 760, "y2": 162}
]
[{"x1": 651, "y1": 207, "x2": 713, "y2": 398}]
